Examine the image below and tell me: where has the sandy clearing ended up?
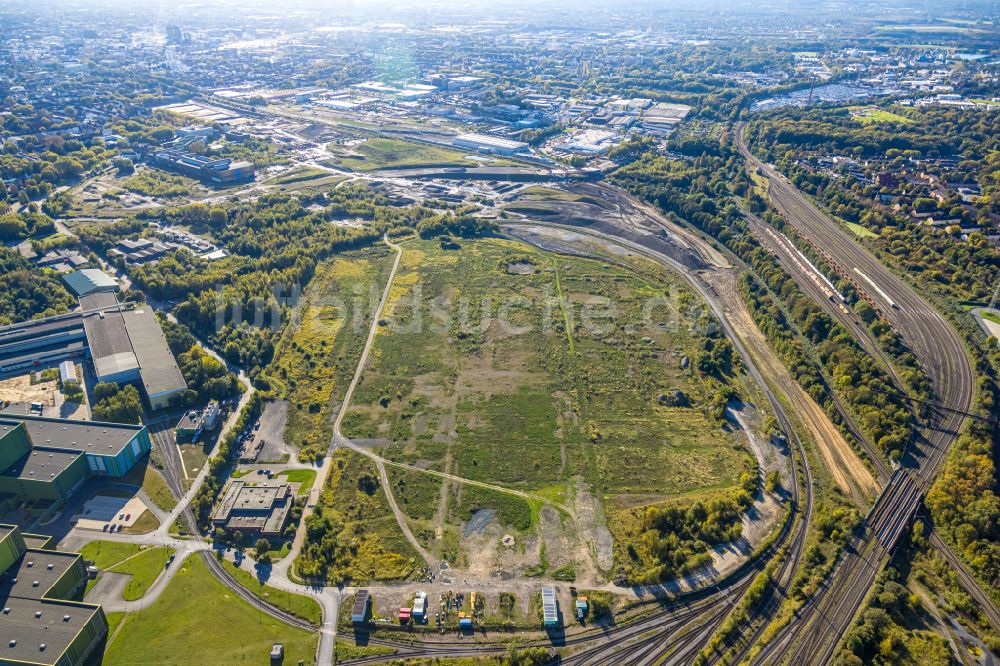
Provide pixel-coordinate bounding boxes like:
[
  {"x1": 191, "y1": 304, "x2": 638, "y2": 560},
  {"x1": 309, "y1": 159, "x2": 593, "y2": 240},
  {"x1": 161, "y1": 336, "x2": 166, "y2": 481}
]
[
  {"x1": 718, "y1": 280, "x2": 876, "y2": 500},
  {"x1": 0, "y1": 374, "x2": 58, "y2": 406}
]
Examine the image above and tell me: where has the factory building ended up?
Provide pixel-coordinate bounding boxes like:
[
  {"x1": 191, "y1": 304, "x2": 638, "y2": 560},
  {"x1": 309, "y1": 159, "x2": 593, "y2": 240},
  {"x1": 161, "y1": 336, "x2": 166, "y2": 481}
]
[
  {"x1": 0, "y1": 297, "x2": 186, "y2": 411},
  {"x1": 0, "y1": 523, "x2": 108, "y2": 666},
  {"x1": 0, "y1": 314, "x2": 88, "y2": 376},
  {"x1": 152, "y1": 148, "x2": 255, "y2": 184},
  {"x1": 0, "y1": 414, "x2": 151, "y2": 503},
  {"x1": 452, "y1": 133, "x2": 528, "y2": 156},
  {"x1": 61, "y1": 269, "x2": 119, "y2": 298},
  {"x1": 120, "y1": 310, "x2": 187, "y2": 410}
]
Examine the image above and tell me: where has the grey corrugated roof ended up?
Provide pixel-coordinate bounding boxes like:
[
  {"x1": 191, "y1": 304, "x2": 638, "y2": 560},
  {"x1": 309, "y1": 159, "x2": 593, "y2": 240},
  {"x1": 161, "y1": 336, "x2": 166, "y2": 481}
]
[
  {"x1": 83, "y1": 311, "x2": 139, "y2": 380},
  {"x1": 61, "y1": 269, "x2": 118, "y2": 296},
  {"x1": 122, "y1": 310, "x2": 186, "y2": 399}
]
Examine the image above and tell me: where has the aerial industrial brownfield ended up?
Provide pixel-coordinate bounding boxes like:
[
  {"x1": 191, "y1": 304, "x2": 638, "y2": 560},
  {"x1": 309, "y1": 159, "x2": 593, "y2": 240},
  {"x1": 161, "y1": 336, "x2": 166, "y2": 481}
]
[{"x1": 0, "y1": 2, "x2": 998, "y2": 665}]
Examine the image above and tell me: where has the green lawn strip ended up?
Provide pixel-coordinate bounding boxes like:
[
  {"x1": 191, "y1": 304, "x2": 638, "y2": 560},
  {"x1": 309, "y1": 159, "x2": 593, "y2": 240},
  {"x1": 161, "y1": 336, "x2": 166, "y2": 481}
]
[
  {"x1": 553, "y1": 260, "x2": 575, "y2": 354},
  {"x1": 142, "y1": 467, "x2": 177, "y2": 512},
  {"x1": 221, "y1": 560, "x2": 322, "y2": 625},
  {"x1": 104, "y1": 612, "x2": 127, "y2": 646},
  {"x1": 335, "y1": 639, "x2": 396, "y2": 661},
  {"x1": 981, "y1": 309, "x2": 1000, "y2": 325},
  {"x1": 124, "y1": 510, "x2": 160, "y2": 534},
  {"x1": 80, "y1": 541, "x2": 146, "y2": 570},
  {"x1": 81, "y1": 541, "x2": 174, "y2": 601},
  {"x1": 102, "y1": 555, "x2": 317, "y2": 666},
  {"x1": 120, "y1": 463, "x2": 177, "y2": 511},
  {"x1": 115, "y1": 547, "x2": 173, "y2": 601},
  {"x1": 278, "y1": 469, "x2": 318, "y2": 495}
]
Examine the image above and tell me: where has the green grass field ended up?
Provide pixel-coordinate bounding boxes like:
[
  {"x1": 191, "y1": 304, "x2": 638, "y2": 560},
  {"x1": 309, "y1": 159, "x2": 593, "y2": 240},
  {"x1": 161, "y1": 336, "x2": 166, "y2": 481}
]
[
  {"x1": 121, "y1": 463, "x2": 177, "y2": 511},
  {"x1": 849, "y1": 107, "x2": 915, "y2": 125},
  {"x1": 273, "y1": 166, "x2": 328, "y2": 184},
  {"x1": 332, "y1": 138, "x2": 515, "y2": 171},
  {"x1": 81, "y1": 541, "x2": 173, "y2": 601},
  {"x1": 103, "y1": 556, "x2": 317, "y2": 666},
  {"x1": 124, "y1": 510, "x2": 160, "y2": 534},
  {"x1": 845, "y1": 221, "x2": 878, "y2": 238},
  {"x1": 981, "y1": 309, "x2": 1000, "y2": 325},
  {"x1": 278, "y1": 469, "x2": 318, "y2": 495},
  {"x1": 340, "y1": 237, "x2": 750, "y2": 563},
  {"x1": 221, "y1": 560, "x2": 322, "y2": 625}
]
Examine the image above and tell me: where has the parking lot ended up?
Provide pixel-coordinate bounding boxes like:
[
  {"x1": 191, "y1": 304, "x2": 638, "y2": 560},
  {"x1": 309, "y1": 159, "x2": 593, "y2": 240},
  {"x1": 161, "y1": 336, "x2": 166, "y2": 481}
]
[{"x1": 243, "y1": 399, "x2": 291, "y2": 463}]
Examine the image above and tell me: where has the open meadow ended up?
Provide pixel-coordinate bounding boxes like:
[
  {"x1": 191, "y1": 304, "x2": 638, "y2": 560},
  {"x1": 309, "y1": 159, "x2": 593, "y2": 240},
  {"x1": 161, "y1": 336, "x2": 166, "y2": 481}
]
[{"x1": 335, "y1": 236, "x2": 752, "y2": 578}]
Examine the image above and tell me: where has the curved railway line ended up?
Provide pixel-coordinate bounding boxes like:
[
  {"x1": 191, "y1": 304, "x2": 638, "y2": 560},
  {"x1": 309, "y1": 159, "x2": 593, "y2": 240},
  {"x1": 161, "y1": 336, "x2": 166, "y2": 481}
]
[
  {"x1": 735, "y1": 123, "x2": 977, "y2": 665},
  {"x1": 336, "y1": 214, "x2": 817, "y2": 665},
  {"x1": 735, "y1": 197, "x2": 1000, "y2": 639}
]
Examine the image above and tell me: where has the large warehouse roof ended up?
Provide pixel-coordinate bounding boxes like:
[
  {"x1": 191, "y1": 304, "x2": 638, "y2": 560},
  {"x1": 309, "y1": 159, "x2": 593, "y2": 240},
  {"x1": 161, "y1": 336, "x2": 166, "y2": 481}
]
[
  {"x1": 0, "y1": 414, "x2": 145, "y2": 459},
  {"x1": 82, "y1": 311, "x2": 139, "y2": 380},
  {"x1": 0, "y1": 297, "x2": 185, "y2": 411},
  {"x1": 453, "y1": 132, "x2": 528, "y2": 151},
  {"x1": 122, "y1": 310, "x2": 187, "y2": 400},
  {"x1": 0, "y1": 524, "x2": 105, "y2": 666},
  {"x1": 61, "y1": 269, "x2": 119, "y2": 297},
  {"x1": 1, "y1": 447, "x2": 83, "y2": 482}
]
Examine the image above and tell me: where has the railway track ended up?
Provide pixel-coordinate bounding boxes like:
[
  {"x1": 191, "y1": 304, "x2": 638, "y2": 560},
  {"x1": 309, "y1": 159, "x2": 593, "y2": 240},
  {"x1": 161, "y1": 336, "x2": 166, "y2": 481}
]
[
  {"x1": 337, "y1": 210, "x2": 817, "y2": 665},
  {"x1": 735, "y1": 191, "x2": 1000, "y2": 639},
  {"x1": 735, "y1": 123, "x2": 976, "y2": 664},
  {"x1": 502, "y1": 214, "x2": 816, "y2": 666}
]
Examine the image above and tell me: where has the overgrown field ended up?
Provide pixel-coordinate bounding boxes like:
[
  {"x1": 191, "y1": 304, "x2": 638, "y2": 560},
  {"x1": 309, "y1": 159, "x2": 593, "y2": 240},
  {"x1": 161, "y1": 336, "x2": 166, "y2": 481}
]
[
  {"x1": 296, "y1": 449, "x2": 422, "y2": 584},
  {"x1": 331, "y1": 138, "x2": 515, "y2": 171},
  {"x1": 339, "y1": 237, "x2": 751, "y2": 572},
  {"x1": 263, "y1": 247, "x2": 395, "y2": 460}
]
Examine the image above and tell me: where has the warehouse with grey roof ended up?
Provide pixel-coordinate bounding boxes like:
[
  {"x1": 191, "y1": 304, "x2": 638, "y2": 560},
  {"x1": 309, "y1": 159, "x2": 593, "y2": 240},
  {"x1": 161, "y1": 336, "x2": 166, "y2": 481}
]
[{"x1": 0, "y1": 294, "x2": 186, "y2": 411}]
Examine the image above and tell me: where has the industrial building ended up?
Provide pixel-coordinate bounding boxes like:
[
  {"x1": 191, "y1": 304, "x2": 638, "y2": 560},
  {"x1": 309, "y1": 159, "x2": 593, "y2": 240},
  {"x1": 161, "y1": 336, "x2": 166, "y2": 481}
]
[
  {"x1": 175, "y1": 401, "x2": 220, "y2": 442},
  {"x1": 452, "y1": 133, "x2": 528, "y2": 156},
  {"x1": 120, "y1": 310, "x2": 187, "y2": 410},
  {"x1": 61, "y1": 269, "x2": 118, "y2": 298},
  {"x1": 152, "y1": 148, "x2": 255, "y2": 184},
  {"x1": 0, "y1": 523, "x2": 108, "y2": 666},
  {"x1": 0, "y1": 297, "x2": 187, "y2": 411},
  {"x1": 0, "y1": 414, "x2": 151, "y2": 503},
  {"x1": 542, "y1": 586, "x2": 560, "y2": 628},
  {"x1": 109, "y1": 238, "x2": 171, "y2": 265},
  {"x1": 210, "y1": 480, "x2": 293, "y2": 538},
  {"x1": 351, "y1": 589, "x2": 371, "y2": 623},
  {"x1": 0, "y1": 313, "x2": 88, "y2": 377}
]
